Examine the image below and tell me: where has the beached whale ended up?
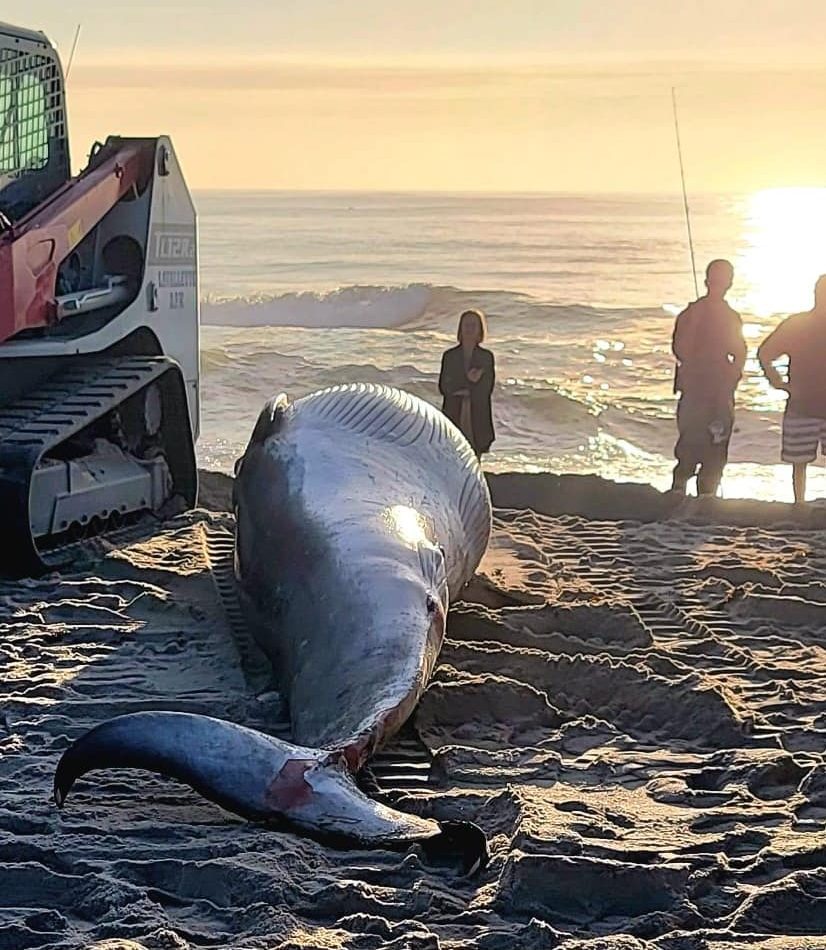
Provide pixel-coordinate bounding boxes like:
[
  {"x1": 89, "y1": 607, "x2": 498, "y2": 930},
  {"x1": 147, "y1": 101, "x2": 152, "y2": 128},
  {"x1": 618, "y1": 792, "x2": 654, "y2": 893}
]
[{"x1": 54, "y1": 384, "x2": 492, "y2": 871}]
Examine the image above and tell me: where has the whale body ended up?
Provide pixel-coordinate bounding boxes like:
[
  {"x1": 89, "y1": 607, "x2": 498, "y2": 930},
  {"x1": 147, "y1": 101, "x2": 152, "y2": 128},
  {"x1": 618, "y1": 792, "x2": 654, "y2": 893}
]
[{"x1": 54, "y1": 385, "x2": 492, "y2": 870}]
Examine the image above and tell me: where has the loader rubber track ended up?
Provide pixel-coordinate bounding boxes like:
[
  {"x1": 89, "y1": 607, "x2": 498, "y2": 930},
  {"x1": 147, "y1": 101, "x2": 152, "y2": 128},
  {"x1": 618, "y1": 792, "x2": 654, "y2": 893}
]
[{"x1": 0, "y1": 354, "x2": 197, "y2": 577}]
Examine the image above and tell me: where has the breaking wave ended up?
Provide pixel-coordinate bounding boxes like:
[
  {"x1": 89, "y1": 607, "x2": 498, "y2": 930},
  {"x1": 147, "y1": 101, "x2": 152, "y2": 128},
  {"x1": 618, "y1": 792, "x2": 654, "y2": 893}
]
[{"x1": 201, "y1": 283, "x2": 439, "y2": 330}]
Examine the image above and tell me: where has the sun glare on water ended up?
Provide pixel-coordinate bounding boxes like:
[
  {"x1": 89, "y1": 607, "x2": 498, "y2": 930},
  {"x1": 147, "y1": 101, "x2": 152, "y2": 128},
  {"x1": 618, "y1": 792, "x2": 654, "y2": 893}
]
[{"x1": 734, "y1": 188, "x2": 826, "y2": 318}]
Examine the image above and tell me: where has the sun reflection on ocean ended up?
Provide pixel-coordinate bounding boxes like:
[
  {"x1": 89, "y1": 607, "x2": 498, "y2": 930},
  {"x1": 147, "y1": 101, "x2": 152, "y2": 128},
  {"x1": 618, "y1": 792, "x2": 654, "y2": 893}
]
[{"x1": 733, "y1": 187, "x2": 826, "y2": 318}]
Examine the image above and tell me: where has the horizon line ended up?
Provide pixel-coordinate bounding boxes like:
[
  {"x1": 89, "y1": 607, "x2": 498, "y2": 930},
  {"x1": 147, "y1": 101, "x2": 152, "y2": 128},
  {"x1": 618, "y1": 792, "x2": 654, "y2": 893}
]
[{"x1": 190, "y1": 186, "x2": 821, "y2": 197}]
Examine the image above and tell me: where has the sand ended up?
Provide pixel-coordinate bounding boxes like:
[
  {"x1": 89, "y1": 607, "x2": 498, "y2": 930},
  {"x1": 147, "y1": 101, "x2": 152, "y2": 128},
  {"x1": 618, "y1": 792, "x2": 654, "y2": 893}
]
[{"x1": 2, "y1": 470, "x2": 826, "y2": 949}]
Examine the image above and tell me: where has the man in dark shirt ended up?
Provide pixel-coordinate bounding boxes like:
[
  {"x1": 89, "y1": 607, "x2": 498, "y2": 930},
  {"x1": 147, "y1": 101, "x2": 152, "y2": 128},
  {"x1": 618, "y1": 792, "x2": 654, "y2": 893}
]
[
  {"x1": 758, "y1": 275, "x2": 826, "y2": 503},
  {"x1": 671, "y1": 259, "x2": 747, "y2": 496}
]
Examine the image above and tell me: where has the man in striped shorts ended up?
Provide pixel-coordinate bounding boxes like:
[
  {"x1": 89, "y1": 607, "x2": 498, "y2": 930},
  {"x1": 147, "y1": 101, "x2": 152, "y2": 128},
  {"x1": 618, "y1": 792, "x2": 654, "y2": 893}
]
[{"x1": 758, "y1": 275, "x2": 826, "y2": 503}]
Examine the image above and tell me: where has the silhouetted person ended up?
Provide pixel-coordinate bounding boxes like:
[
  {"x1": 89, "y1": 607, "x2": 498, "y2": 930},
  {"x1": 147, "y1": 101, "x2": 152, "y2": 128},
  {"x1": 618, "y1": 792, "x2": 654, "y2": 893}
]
[
  {"x1": 439, "y1": 309, "x2": 495, "y2": 458},
  {"x1": 671, "y1": 259, "x2": 746, "y2": 495},
  {"x1": 758, "y1": 275, "x2": 826, "y2": 504}
]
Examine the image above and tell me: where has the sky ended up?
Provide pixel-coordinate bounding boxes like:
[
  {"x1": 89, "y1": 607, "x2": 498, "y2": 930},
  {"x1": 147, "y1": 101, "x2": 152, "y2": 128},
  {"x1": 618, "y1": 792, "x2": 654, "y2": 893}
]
[{"x1": 5, "y1": 1, "x2": 826, "y2": 191}]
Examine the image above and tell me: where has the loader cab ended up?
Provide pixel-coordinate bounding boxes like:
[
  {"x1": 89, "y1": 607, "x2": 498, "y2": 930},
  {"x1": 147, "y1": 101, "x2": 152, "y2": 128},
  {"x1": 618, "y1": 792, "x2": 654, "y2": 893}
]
[{"x1": 0, "y1": 22, "x2": 70, "y2": 224}]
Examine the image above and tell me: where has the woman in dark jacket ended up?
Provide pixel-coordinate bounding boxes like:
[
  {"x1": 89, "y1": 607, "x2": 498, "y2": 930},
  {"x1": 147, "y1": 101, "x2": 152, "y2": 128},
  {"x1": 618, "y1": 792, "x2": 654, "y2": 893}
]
[{"x1": 438, "y1": 309, "x2": 495, "y2": 458}]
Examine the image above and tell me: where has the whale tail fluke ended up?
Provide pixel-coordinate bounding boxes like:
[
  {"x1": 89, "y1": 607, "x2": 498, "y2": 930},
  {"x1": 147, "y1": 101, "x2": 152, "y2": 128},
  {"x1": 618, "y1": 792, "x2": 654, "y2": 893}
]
[
  {"x1": 54, "y1": 711, "x2": 487, "y2": 874},
  {"x1": 248, "y1": 393, "x2": 289, "y2": 448},
  {"x1": 234, "y1": 392, "x2": 289, "y2": 478}
]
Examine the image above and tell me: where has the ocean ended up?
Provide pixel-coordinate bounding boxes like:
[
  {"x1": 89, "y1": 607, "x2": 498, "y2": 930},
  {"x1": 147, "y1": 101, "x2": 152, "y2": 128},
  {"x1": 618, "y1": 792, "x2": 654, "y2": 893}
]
[{"x1": 196, "y1": 189, "x2": 826, "y2": 502}]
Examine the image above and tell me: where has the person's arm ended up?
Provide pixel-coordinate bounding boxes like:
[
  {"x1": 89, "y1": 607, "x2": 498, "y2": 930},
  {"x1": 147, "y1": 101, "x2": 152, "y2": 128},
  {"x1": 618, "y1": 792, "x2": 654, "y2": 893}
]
[
  {"x1": 758, "y1": 323, "x2": 790, "y2": 391},
  {"x1": 729, "y1": 315, "x2": 747, "y2": 378},
  {"x1": 471, "y1": 350, "x2": 495, "y2": 397},
  {"x1": 438, "y1": 350, "x2": 469, "y2": 397},
  {"x1": 671, "y1": 307, "x2": 692, "y2": 363}
]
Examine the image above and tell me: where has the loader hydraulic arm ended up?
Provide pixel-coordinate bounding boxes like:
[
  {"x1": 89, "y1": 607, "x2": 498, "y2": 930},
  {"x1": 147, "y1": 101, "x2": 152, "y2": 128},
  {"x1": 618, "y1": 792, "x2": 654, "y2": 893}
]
[{"x1": 0, "y1": 138, "x2": 155, "y2": 343}]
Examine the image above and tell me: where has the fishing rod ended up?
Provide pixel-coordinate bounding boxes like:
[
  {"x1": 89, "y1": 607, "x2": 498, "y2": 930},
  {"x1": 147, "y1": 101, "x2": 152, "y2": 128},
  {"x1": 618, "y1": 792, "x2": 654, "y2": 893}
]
[
  {"x1": 670, "y1": 89, "x2": 730, "y2": 499},
  {"x1": 65, "y1": 24, "x2": 82, "y2": 81},
  {"x1": 671, "y1": 86, "x2": 699, "y2": 298}
]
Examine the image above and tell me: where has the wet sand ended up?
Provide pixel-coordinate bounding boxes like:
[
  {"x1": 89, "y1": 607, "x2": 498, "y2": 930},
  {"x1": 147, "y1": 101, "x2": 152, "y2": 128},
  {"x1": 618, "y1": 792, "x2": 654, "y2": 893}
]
[{"x1": 2, "y1": 470, "x2": 826, "y2": 949}]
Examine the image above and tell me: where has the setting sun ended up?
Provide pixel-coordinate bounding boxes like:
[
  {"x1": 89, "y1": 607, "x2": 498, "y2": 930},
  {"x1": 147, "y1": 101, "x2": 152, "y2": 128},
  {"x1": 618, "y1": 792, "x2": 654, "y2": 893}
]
[{"x1": 734, "y1": 187, "x2": 826, "y2": 317}]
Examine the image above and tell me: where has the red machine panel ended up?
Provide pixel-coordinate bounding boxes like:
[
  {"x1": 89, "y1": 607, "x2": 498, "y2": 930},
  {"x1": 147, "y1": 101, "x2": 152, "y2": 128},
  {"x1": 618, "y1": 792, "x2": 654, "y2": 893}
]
[{"x1": 0, "y1": 140, "x2": 154, "y2": 343}]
